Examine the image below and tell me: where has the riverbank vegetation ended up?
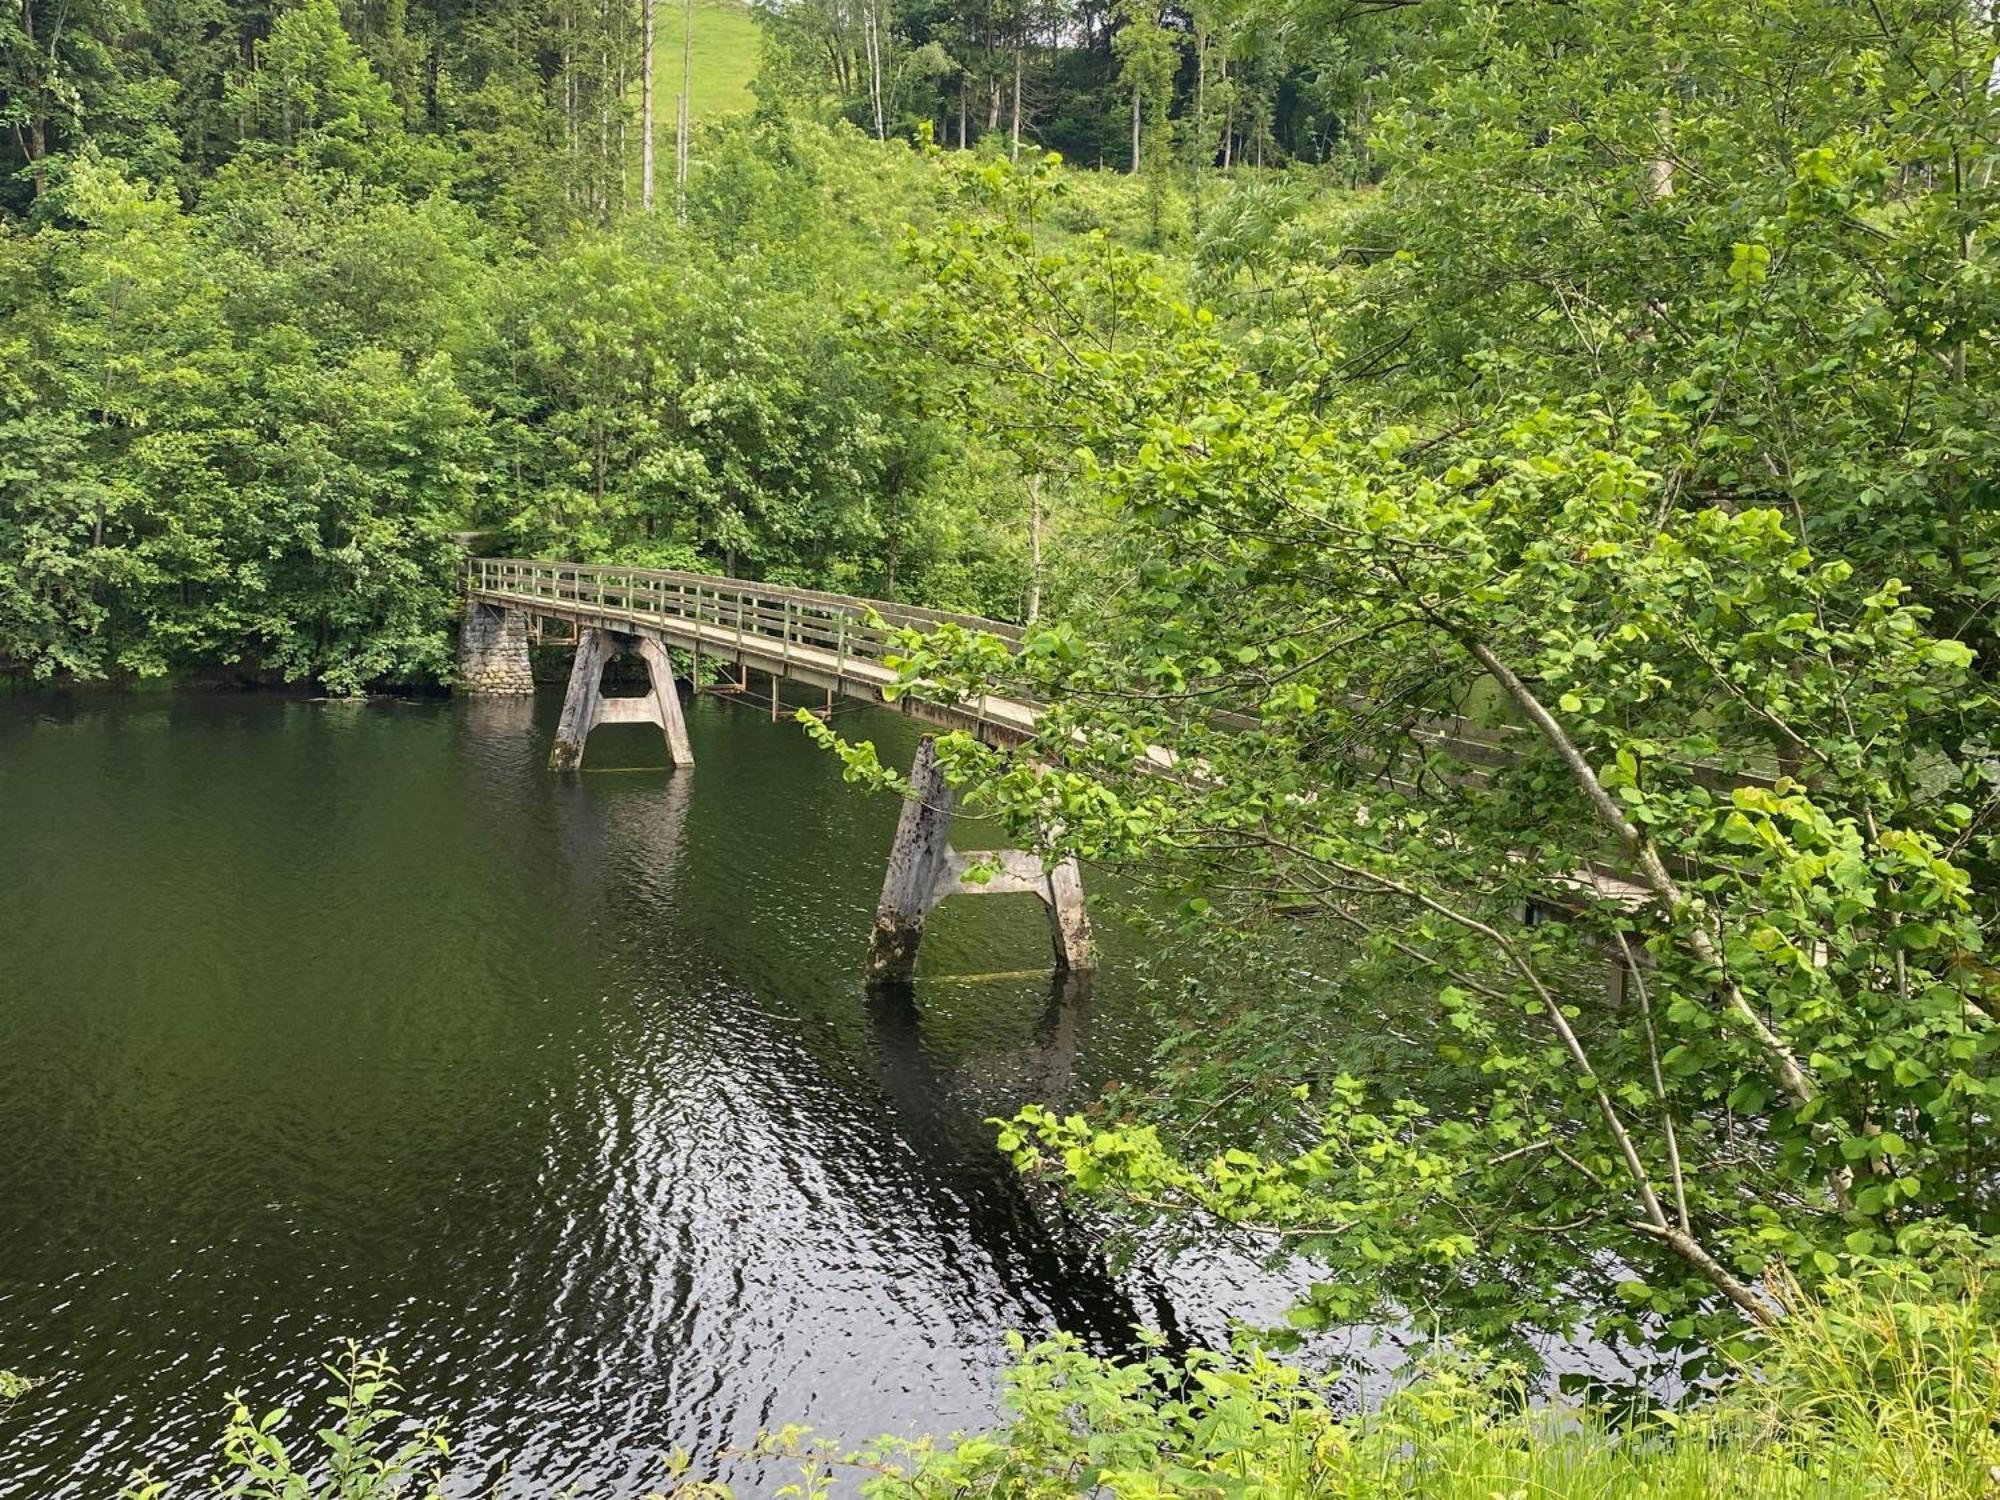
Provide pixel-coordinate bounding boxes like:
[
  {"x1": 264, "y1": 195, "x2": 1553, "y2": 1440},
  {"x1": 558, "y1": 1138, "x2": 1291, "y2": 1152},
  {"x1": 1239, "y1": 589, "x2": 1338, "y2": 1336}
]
[
  {"x1": 814, "y1": 0, "x2": 2000, "y2": 1481},
  {"x1": 831, "y1": 0, "x2": 2000, "y2": 1359},
  {"x1": 6, "y1": 0, "x2": 2000, "y2": 1488},
  {"x1": 99, "y1": 1265, "x2": 2000, "y2": 1496}
]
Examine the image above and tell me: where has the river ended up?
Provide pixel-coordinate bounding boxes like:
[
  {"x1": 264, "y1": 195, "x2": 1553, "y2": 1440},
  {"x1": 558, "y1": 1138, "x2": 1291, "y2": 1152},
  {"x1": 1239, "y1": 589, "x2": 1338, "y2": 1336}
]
[{"x1": 0, "y1": 688, "x2": 1321, "y2": 1497}]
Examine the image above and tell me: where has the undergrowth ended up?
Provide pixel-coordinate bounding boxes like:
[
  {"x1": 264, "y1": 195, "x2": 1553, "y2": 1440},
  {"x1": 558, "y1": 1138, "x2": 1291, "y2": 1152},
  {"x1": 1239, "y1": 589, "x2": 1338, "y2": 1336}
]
[{"x1": 68, "y1": 1263, "x2": 2000, "y2": 1498}]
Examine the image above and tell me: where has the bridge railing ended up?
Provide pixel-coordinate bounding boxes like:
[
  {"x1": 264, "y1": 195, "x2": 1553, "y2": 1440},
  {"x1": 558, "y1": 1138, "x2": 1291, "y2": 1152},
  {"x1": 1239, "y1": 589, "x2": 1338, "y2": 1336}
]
[{"x1": 466, "y1": 557, "x2": 1023, "y2": 676}]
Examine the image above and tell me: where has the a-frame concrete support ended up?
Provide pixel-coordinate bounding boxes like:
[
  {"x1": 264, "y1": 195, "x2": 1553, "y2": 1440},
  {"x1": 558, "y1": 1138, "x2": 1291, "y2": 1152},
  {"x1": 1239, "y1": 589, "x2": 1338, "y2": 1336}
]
[
  {"x1": 865, "y1": 736, "x2": 1093, "y2": 982},
  {"x1": 549, "y1": 628, "x2": 693, "y2": 771}
]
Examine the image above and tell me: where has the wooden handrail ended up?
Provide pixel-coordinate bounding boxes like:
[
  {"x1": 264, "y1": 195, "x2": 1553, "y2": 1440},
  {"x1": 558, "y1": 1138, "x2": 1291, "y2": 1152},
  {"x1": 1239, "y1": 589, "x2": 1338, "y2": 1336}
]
[
  {"x1": 464, "y1": 556, "x2": 1775, "y2": 806},
  {"x1": 467, "y1": 557, "x2": 1022, "y2": 643}
]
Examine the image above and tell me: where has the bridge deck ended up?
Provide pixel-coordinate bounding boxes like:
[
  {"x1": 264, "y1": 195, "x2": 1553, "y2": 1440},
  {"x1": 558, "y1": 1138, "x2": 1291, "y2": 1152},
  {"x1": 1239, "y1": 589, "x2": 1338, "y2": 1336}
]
[
  {"x1": 466, "y1": 557, "x2": 1039, "y2": 741},
  {"x1": 468, "y1": 556, "x2": 1666, "y2": 912}
]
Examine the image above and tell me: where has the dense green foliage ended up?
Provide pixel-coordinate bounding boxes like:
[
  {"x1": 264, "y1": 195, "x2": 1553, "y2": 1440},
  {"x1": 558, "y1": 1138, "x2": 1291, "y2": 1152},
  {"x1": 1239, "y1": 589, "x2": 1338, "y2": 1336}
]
[
  {"x1": 0, "y1": 0, "x2": 1103, "y2": 685},
  {"x1": 10, "y1": 0, "x2": 2000, "y2": 1484},
  {"x1": 821, "y1": 0, "x2": 2000, "y2": 1365}
]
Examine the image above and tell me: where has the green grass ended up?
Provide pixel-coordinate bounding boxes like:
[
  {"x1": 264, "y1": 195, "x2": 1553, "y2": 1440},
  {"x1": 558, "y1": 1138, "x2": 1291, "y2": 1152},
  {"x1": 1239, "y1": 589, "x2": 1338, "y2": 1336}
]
[
  {"x1": 92, "y1": 1263, "x2": 2000, "y2": 1498},
  {"x1": 653, "y1": 0, "x2": 760, "y2": 123}
]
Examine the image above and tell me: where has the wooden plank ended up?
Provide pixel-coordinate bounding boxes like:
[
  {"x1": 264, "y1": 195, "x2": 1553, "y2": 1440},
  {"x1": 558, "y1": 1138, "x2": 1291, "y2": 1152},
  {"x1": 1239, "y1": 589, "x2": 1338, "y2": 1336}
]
[{"x1": 474, "y1": 556, "x2": 1024, "y2": 641}]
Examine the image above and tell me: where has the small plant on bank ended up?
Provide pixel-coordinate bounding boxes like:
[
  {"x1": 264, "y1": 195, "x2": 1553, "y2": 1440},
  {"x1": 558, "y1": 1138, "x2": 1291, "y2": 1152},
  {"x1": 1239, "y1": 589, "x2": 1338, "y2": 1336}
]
[
  {"x1": 0, "y1": 1369, "x2": 38, "y2": 1420},
  {"x1": 120, "y1": 1344, "x2": 448, "y2": 1500}
]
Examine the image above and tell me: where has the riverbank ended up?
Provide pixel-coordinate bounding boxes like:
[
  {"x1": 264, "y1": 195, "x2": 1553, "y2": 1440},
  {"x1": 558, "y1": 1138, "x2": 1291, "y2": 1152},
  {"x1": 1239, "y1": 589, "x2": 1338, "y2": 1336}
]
[{"x1": 77, "y1": 1263, "x2": 2000, "y2": 1498}]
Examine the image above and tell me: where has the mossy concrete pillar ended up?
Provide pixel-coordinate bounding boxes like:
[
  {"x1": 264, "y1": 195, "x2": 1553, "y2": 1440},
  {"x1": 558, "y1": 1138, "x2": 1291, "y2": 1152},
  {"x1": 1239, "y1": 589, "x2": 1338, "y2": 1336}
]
[
  {"x1": 865, "y1": 737, "x2": 1093, "y2": 982},
  {"x1": 548, "y1": 628, "x2": 693, "y2": 771}
]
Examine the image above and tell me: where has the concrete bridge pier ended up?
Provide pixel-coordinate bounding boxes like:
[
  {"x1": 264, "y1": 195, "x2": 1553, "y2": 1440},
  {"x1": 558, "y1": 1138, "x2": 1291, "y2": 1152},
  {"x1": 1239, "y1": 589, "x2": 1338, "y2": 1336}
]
[
  {"x1": 865, "y1": 737, "x2": 1093, "y2": 983},
  {"x1": 549, "y1": 627, "x2": 694, "y2": 771},
  {"x1": 457, "y1": 602, "x2": 535, "y2": 694}
]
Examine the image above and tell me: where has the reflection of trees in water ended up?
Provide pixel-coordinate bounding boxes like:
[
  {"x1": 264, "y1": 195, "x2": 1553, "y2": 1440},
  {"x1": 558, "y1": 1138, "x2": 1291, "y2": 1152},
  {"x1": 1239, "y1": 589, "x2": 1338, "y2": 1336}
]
[
  {"x1": 915, "y1": 969, "x2": 1096, "y2": 1115},
  {"x1": 457, "y1": 694, "x2": 1165, "y2": 1367},
  {"x1": 457, "y1": 692, "x2": 697, "y2": 913}
]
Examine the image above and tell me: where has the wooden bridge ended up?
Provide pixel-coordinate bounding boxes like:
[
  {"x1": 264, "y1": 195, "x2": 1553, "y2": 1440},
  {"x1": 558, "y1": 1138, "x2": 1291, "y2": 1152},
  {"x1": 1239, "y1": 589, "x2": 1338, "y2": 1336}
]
[{"x1": 459, "y1": 558, "x2": 1087, "y2": 983}]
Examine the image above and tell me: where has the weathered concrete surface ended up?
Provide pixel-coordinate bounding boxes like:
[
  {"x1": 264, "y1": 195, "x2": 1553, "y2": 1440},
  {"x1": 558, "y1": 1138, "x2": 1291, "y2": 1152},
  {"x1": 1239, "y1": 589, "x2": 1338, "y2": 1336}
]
[
  {"x1": 865, "y1": 737, "x2": 1093, "y2": 982},
  {"x1": 548, "y1": 628, "x2": 694, "y2": 772},
  {"x1": 457, "y1": 602, "x2": 535, "y2": 695}
]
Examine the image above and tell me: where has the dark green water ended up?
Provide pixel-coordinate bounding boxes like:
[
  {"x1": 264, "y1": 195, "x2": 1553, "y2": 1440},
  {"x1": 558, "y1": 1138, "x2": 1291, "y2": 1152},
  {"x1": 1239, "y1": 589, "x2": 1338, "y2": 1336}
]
[{"x1": 0, "y1": 690, "x2": 1248, "y2": 1497}]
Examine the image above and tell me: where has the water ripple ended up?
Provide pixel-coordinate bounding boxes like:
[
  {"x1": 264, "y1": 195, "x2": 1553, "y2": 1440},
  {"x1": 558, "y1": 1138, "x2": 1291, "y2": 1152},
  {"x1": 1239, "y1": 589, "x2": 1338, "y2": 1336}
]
[{"x1": 0, "y1": 692, "x2": 1189, "y2": 1499}]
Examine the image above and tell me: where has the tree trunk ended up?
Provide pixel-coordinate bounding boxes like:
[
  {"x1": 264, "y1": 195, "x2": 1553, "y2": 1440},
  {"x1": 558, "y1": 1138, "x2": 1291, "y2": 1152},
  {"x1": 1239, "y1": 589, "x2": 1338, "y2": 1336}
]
[
  {"x1": 562, "y1": 9, "x2": 575, "y2": 207},
  {"x1": 1009, "y1": 49, "x2": 1022, "y2": 160},
  {"x1": 1130, "y1": 86, "x2": 1141, "y2": 172},
  {"x1": 1026, "y1": 475, "x2": 1043, "y2": 624},
  {"x1": 19, "y1": 0, "x2": 46, "y2": 195},
  {"x1": 641, "y1": 0, "x2": 655, "y2": 208},
  {"x1": 864, "y1": 0, "x2": 885, "y2": 140},
  {"x1": 1220, "y1": 50, "x2": 1230, "y2": 169},
  {"x1": 614, "y1": 1, "x2": 627, "y2": 215},
  {"x1": 958, "y1": 78, "x2": 968, "y2": 147},
  {"x1": 676, "y1": 0, "x2": 692, "y2": 218},
  {"x1": 1195, "y1": 30, "x2": 1206, "y2": 162},
  {"x1": 599, "y1": 13, "x2": 612, "y2": 218},
  {"x1": 1648, "y1": 103, "x2": 1674, "y2": 199},
  {"x1": 1986, "y1": 0, "x2": 2000, "y2": 95}
]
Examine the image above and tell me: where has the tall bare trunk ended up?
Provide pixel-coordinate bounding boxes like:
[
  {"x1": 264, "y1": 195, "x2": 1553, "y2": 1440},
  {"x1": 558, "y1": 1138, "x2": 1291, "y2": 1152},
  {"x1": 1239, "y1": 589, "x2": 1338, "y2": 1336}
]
[
  {"x1": 598, "y1": 14, "x2": 612, "y2": 217},
  {"x1": 1009, "y1": 48, "x2": 1022, "y2": 160},
  {"x1": 641, "y1": 0, "x2": 655, "y2": 208},
  {"x1": 1648, "y1": 103, "x2": 1674, "y2": 198},
  {"x1": 1221, "y1": 49, "x2": 1232, "y2": 170},
  {"x1": 1026, "y1": 475, "x2": 1044, "y2": 624},
  {"x1": 19, "y1": 0, "x2": 46, "y2": 195},
  {"x1": 1130, "y1": 86, "x2": 1141, "y2": 172},
  {"x1": 562, "y1": 10, "x2": 577, "y2": 207},
  {"x1": 1195, "y1": 30, "x2": 1206, "y2": 161},
  {"x1": 614, "y1": 0, "x2": 627, "y2": 214},
  {"x1": 1986, "y1": 0, "x2": 2000, "y2": 94},
  {"x1": 863, "y1": 0, "x2": 886, "y2": 140},
  {"x1": 958, "y1": 78, "x2": 967, "y2": 147},
  {"x1": 675, "y1": 0, "x2": 692, "y2": 218}
]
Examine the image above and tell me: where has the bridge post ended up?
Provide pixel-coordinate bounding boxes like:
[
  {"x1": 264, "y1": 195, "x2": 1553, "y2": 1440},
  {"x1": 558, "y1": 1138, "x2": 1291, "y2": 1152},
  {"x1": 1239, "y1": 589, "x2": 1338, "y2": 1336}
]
[
  {"x1": 457, "y1": 602, "x2": 535, "y2": 695},
  {"x1": 865, "y1": 737, "x2": 1094, "y2": 982},
  {"x1": 867, "y1": 738, "x2": 960, "y2": 981},
  {"x1": 548, "y1": 628, "x2": 694, "y2": 771}
]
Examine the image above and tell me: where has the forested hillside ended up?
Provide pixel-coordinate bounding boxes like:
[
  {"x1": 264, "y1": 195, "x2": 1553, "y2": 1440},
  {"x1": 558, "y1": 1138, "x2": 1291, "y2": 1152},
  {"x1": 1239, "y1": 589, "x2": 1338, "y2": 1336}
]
[
  {"x1": 755, "y1": 0, "x2": 1384, "y2": 172},
  {"x1": 6, "y1": 0, "x2": 2000, "y2": 1489},
  {"x1": 0, "y1": 0, "x2": 1126, "y2": 690}
]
